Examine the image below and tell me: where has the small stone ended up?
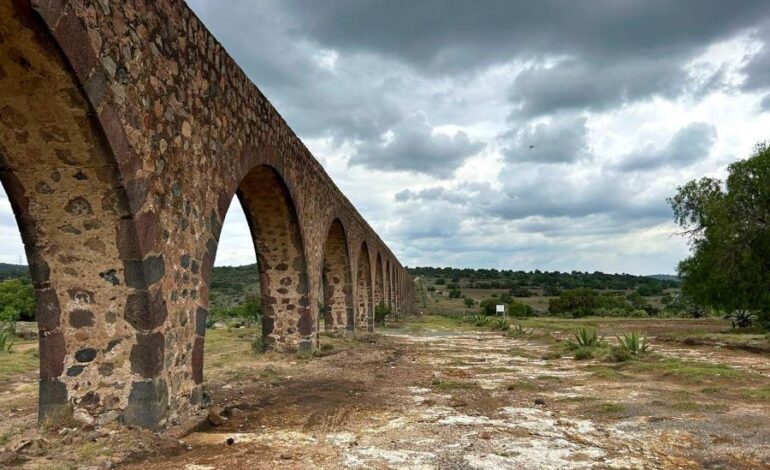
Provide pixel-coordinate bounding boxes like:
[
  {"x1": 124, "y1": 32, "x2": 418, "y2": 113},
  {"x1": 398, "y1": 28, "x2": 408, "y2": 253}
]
[
  {"x1": 181, "y1": 121, "x2": 192, "y2": 137},
  {"x1": 97, "y1": 410, "x2": 120, "y2": 426},
  {"x1": 226, "y1": 437, "x2": 235, "y2": 446},
  {"x1": 534, "y1": 398, "x2": 546, "y2": 406},
  {"x1": 207, "y1": 406, "x2": 228, "y2": 426},
  {"x1": 280, "y1": 453, "x2": 292, "y2": 460}
]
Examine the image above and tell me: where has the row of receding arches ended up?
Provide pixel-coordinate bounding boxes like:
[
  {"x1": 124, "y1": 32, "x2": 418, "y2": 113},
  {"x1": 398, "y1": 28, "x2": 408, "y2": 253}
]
[{"x1": 232, "y1": 164, "x2": 403, "y2": 349}]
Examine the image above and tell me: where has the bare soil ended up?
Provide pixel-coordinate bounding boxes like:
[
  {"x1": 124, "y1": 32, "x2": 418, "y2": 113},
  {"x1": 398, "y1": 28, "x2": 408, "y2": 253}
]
[{"x1": 1, "y1": 318, "x2": 770, "y2": 469}]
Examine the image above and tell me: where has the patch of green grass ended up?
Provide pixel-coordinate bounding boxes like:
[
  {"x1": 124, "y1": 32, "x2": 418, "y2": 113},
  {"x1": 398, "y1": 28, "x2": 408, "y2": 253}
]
[
  {"x1": 535, "y1": 374, "x2": 563, "y2": 382},
  {"x1": 701, "y1": 386, "x2": 722, "y2": 394},
  {"x1": 741, "y1": 386, "x2": 770, "y2": 401},
  {"x1": 0, "y1": 342, "x2": 39, "y2": 381},
  {"x1": 573, "y1": 347, "x2": 594, "y2": 360},
  {"x1": 505, "y1": 380, "x2": 538, "y2": 391},
  {"x1": 594, "y1": 402, "x2": 627, "y2": 414},
  {"x1": 0, "y1": 432, "x2": 11, "y2": 445},
  {"x1": 506, "y1": 347, "x2": 536, "y2": 358},
  {"x1": 431, "y1": 380, "x2": 478, "y2": 391},
  {"x1": 257, "y1": 366, "x2": 285, "y2": 385},
  {"x1": 670, "y1": 401, "x2": 721, "y2": 412},
  {"x1": 587, "y1": 366, "x2": 625, "y2": 380},
  {"x1": 631, "y1": 358, "x2": 745, "y2": 384},
  {"x1": 447, "y1": 358, "x2": 469, "y2": 366},
  {"x1": 475, "y1": 366, "x2": 513, "y2": 374}
]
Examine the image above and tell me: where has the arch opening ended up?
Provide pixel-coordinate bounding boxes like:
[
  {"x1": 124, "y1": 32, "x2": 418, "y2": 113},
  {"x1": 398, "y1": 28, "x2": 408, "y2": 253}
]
[
  {"x1": 356, "y1": 243, "x2": 373, "y2": 332},
  {"x1": 320, "y1": 219, "x2": 353, "y2": 333},
  {"x1": 236, "y1": 165, "x2": 312, "y2": 352}
]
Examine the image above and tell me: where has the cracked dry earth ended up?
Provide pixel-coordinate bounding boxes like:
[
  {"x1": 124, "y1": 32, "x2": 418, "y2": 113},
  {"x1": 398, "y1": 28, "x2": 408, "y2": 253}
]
[{"x1": 115, "y1": 323, "x2": 770, "y2": 470}]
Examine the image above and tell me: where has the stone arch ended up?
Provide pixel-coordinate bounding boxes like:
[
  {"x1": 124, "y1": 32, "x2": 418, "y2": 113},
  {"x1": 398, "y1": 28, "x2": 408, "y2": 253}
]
[
  {"x1": 320, "y1": 218, "x2": 353, "y2": 332},
  {"x1": 0, "y1": 1, "x2": 162, "y2": 425},
  {"x1": 233, "y1": 165, "x2": 313, "y2": 352},
  {"x1": 356, "y1": 242, "x2": 373, "y2": 332}
]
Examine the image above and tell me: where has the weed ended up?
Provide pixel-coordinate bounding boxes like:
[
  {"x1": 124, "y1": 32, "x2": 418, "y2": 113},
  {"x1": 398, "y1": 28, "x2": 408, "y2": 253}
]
[
  {"x1": 40, "y1": 405, "x2": 77, "y2": 432},
  {"x1": 507, "y1": 323, "x2": 533, "y2": 337},
  {"x1": 490, "y1": 318, "x2": 510, "y2": 331},
  {"x1": 0, "y1": 331, "x2": 14, "y2": 353},
  {"x1": 587, "y1": 366, "x2": 624, "y2": 379},
  {"x1": 251, "y1": 334, "x2": 265, "y2": 354},
  {"x1": 573, "y1": 347, "x2": 594, "y2": 360},
  {"x1": 541, "y1": 350, "x2": 562, "y2": 360},
  {"x1": 594, "y1": 402, "x2": 626, "y2": 414},
  {"x1": 320, "y1": 343, "x2": 334, "y2": 352},
  {"x1": 605, "y1": 345, "x2": 632, "y2": 362}
]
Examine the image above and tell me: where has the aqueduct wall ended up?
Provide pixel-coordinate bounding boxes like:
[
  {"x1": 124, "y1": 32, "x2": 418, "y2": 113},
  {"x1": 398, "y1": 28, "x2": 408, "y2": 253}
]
[{"x1": 0, "y1": 0, "x2": 414, "y2": 430}]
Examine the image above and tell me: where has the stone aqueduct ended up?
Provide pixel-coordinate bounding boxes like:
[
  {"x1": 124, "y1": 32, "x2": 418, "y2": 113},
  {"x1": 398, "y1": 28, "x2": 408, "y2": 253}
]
[{"x1": 0, "y1": 0, "x2": 415, "y2": 429}]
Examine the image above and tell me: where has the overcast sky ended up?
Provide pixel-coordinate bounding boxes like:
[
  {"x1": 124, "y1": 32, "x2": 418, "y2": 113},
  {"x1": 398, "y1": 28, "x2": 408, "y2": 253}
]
[{"x1": 3, "y1": 1, "x2": 770, "y2": 274}]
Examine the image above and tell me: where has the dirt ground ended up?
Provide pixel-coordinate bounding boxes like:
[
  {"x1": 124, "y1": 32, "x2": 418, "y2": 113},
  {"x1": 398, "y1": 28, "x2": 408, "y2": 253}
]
[{"x1": 1, "y1": 317, "x2": 770, "y2": 469}]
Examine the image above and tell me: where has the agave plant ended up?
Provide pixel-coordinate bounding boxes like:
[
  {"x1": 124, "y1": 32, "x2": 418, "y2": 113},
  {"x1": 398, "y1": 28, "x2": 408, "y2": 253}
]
[
  {"x1": 471, "y1": 315, "x2": 488, "y2": 327},
  {"x1": 574, "y1": 326, "x2": 605, "y2": 347},
  {"x1": 724, "y1": 310, "x2": 756, "y2": 329},
  {"x1": 616, "y1": 332, "x2": 651, "y2": 355},
  {"x1": 510, "y1": 323, "x2": 532, "y2": 336},
  {"x1": 490, "y1": 318, "x2": 510, "y2": 331}
]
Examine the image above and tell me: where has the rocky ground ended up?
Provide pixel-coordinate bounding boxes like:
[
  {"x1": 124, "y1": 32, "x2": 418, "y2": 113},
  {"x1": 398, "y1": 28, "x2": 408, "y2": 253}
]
[{"x1": 1, "y1": 317, "x2": 770, "y2": 469}]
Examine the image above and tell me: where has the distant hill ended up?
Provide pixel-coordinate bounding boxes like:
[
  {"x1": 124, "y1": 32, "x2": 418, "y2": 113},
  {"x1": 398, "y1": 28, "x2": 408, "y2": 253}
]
[
  {"x1": 210, "y1": 264, "x2": 260, "y2": 309},
  {"x1": 646, "y1": 274, "x2": 680, "y2": 283},
  {"x1": 0, "y1": 263, "x2": 28, "y2": 281}
]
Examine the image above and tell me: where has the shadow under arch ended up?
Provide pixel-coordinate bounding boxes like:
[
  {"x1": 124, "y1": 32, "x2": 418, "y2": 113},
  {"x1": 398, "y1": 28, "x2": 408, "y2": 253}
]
[
  {"x1": 356, "y1": 242, "x2": 373, "y2": 332},
  {"x1": 320, "y1": 218, "x2": 353, "y2": 332},
  {"x1": 233, "y1": 164, "x2": 313, "y2": 353},
  {"x1": 374, "y1": 252, "x2": 384, "y2": 312}
]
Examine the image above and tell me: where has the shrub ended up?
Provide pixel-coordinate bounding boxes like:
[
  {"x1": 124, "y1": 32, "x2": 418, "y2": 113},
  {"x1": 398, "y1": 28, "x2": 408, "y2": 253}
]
[
  {"x1": 605, "y1": 345, "x2": 632, "y2": 362},
  {"x1": 549, "y1": 288, "x2": 597, "y2": 317},
  {"x1": 470, "y1": 315, "x2": 488, "y2": 327},
  {"x1": 374, "y1": 301, "x2": 391, "y2": 324},
  {"x1": 574, "y1": 347, "x2": 593, "y2": 360},
  {"x1": 435, "y1": 278, "x2": 446, "y2": 285},
  {"x1": 508, "y1": 300, "x2": 533, "y2": 317},
  {"x1": 464, "y1": 297, "x2": 475, "y2": 308},
  {"x1": 617, "y1": 332, "x2": 651, "y2": 355},
  {"x1": 448, "y1": 289, "x2": 462, "y2": 298}
]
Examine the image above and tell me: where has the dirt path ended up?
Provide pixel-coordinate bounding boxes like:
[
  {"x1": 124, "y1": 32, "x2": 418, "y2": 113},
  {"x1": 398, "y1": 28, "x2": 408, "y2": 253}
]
[{"x1": 115, "y1": 324, "x2": 770, "y2": 470}]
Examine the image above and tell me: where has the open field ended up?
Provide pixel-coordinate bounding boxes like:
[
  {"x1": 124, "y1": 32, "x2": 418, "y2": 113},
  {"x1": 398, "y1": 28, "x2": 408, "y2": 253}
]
[{"x1": 0, "y1": 316, "x2": 769, "y2": 469}]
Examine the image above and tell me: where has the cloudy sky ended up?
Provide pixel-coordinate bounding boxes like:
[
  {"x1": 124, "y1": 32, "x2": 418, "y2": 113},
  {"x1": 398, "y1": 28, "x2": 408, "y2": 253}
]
[{"x1": 3, "y1": 0, "x2": 770, "y2": 274}]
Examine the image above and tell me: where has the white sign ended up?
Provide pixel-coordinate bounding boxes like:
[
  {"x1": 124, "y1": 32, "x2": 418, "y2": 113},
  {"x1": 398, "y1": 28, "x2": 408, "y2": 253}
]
[{"x1": 495, "y1": 304, "x2": 505, "y2": 314}]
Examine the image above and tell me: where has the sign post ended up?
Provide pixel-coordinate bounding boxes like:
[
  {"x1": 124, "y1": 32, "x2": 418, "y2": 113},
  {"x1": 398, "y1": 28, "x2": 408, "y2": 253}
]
[{"x1": 496, "y1": 304, "x2": 506, "y2": 320}]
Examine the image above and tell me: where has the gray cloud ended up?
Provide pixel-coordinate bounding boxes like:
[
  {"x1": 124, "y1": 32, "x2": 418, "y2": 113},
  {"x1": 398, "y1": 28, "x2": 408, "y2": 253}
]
[
  {"x1": 503, "y1": 115, "x2": 590, "y2": 164},
  {"x1": 615, "y1": 123, "x2": 717, "y2": 172},
  {"x1": 282, "y1": 0, "x2": 770, "y2": 74},
  {"x1": 350, "y1": 114, "x2": 485, "y2": 177}
]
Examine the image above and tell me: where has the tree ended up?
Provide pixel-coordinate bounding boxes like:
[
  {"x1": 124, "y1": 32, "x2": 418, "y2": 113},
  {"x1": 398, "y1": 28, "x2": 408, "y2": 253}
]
[
  {"x1": 464, "y1": 297, "x2": 475, "y2": 308},
  {"x1": 669, "y1": 142, "x2": 770, "y2": 327},
  {"x1": 0, "y1": 278, "x2": 35, "y2": 321},
  {"x1": 448, "y1": 288, "x2": 461, "y2": 298},
  {"x1": 548, "y1": 288, "x2": 597, "y2": 317}
]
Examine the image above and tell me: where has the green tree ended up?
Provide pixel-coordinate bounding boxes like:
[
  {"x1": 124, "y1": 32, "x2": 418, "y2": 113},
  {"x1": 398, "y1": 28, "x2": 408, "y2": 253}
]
[
  {"x1": 464, "y1": 297, "x2": 475, "y2": 308},
  {"x1": 374, "y1": 301, "x2": 391, "y2": 324},
  {"x1": 448, "y1": 288, "x2": 461, "y2": 298},
  {"x1": 548, "y1": 288, "x2": 597, "y2": 317},
  {"x1": 669, "y1": 142, "x2": 770, "y2": 327},
  {"x1": 0, "y1": 278, "x2": 35, "y2": 321}
]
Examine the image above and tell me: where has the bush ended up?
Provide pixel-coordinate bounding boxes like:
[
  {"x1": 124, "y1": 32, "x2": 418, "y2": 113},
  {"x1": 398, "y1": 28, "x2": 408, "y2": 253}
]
[
  {"x1": 448, "y1": 288, "x2": 462, "y2": 298},
  {"x1": 435, "y1": 278, "x2": 446, "y2": 285},
  {"x1": 464, "y1": 297, "x2": 475, "y2": 308},
  {"x1": 509, "y1": 286, "x2": 532, "y2": 297},
  {"x1": 549, "y1": 288, "x2": 597, "y2": 317},
  {"x1": 374, "y1": 301, "x2": 391, "y2": 324},
  {"x1": 507, "y1": 301, "x2": 533, "y2": 317}
]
